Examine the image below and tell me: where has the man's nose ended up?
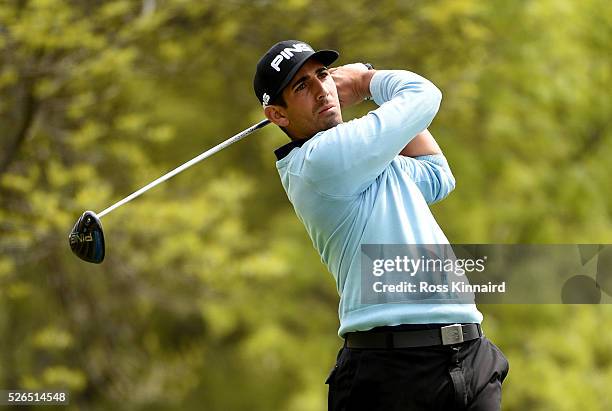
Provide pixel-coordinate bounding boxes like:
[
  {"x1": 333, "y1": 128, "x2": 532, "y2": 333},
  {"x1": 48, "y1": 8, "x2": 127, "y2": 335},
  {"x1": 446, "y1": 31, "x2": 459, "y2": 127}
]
[{"x1": 313, "y1": 78, "x2": 329, "y2": 100}]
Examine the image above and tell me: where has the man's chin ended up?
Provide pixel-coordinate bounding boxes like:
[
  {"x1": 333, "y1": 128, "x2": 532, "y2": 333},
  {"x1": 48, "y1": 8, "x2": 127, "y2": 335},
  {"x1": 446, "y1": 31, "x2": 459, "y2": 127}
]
[
  {"x1": 321, "y1": 116, "x2": 343, "y2": 131},
  {"x1": 301, "y1": 116, "x2": 343, "y2": 138}
]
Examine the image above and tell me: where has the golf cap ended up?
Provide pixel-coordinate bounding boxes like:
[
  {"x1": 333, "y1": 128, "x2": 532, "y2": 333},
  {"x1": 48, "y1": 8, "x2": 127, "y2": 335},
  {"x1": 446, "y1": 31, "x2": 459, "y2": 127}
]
[{"x1": 254, "y1": 40, "x2": 339, "y2": 106}]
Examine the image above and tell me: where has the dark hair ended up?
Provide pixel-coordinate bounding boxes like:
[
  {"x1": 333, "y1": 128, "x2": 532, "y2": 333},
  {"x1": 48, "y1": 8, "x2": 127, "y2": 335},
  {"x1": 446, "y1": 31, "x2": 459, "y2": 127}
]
[
  {"x1": 270, "y1": 93, "x2": 286, "y2": 107},
  {"x1": 269, "y1": 94, "x2": 292, "y2": 138}
]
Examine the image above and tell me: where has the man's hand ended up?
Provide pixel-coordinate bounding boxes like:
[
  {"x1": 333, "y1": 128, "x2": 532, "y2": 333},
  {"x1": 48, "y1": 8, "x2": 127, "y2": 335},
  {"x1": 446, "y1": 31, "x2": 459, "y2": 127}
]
[{"x1": 330, "y1": 63, "x2": 376, "y2": 108}]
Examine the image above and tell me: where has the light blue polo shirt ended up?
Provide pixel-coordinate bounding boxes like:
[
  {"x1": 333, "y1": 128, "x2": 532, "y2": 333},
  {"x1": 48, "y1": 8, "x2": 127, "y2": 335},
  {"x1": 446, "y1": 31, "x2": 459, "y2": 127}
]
[{"x1": 274, "y1": 70, "x2": 483, "y2": 336}]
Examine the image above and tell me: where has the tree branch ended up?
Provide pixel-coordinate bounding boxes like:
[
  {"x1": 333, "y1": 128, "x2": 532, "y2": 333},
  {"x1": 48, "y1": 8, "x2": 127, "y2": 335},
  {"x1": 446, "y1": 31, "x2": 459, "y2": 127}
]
[{"x1": 0, "y1": 80, "x2": 37, "y2": 175}]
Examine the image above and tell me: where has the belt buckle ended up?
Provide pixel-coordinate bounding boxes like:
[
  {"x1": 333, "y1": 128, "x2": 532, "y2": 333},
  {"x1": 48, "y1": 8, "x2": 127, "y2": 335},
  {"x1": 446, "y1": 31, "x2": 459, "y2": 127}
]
[{"x1": 441, "y1": 324, "x2": 464, "y2": 345}]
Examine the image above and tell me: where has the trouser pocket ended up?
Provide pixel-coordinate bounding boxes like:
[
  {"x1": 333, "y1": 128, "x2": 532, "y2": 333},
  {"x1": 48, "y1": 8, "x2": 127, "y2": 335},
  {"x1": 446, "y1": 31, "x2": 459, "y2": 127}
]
[
  {"x1": 449, "y1": 346, "x2": 469, "y2": 409},
  {"x1": 456, "y1": 337, "x2": 509, "y2": 411},
  {"x1": 326, "y1": 347, "x2": 344, "y2": 385},
  {"x1": 326, "y1": 347, "x2": 364, "y2": 411},
  {"x1": 326, "y1": 347, "x2": 344, "y2": 411}
]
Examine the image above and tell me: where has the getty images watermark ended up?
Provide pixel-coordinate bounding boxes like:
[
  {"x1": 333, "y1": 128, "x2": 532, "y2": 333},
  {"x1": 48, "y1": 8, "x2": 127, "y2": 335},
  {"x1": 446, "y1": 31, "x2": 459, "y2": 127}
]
[
  {"x1": 370, "y1": 253, "x2": 505, "y2": 294},
  {"x1": 361, "y1": 244, "x2": 612, "y2": 304}
]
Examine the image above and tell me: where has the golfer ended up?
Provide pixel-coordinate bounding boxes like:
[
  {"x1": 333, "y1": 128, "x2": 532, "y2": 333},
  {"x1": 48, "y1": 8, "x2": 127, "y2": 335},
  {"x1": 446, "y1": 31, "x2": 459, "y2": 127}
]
[{"x1": 254, "y1": 40, "x2": 509, "y2": 410}]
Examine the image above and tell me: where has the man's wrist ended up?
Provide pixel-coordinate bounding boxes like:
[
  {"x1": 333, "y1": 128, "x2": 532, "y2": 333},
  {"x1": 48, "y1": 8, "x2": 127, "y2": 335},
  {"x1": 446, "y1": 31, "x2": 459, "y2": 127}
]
[{"x1": 360, "y1": 68, "x2": 376, "y2": 101}]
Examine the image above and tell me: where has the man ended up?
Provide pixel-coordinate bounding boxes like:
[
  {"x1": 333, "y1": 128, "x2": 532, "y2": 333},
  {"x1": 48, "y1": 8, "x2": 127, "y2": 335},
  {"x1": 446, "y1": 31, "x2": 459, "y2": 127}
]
[{"x1": 253, "y1": 40, "x2": 509, "y2": 410}]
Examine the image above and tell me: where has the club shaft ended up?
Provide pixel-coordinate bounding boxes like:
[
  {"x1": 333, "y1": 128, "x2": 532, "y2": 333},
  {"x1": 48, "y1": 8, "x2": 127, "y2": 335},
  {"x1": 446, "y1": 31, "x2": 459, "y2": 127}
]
[{"x1": 97, "y1": 119, "x2": 270, "y2": 219}]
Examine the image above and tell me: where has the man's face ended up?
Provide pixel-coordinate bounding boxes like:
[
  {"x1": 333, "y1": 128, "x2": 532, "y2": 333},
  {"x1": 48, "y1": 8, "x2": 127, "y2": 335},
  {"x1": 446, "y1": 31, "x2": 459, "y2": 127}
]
[{"x1": 277, "y1": 59, "x2": 342, "y2": 139}]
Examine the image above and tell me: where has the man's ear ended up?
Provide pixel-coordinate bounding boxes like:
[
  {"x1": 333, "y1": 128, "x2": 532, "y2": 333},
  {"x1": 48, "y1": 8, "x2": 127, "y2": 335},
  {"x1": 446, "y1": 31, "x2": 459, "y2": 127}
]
[{"x1": 264, "y1": 105, "x2": 290, "y2": 127}]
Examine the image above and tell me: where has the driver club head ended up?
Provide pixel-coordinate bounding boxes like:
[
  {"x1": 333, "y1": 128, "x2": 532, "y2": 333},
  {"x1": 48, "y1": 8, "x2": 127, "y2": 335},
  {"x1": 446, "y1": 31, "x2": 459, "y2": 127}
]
[{"x1": 68, "y1": 211, "x2": 105, "y2": 263}]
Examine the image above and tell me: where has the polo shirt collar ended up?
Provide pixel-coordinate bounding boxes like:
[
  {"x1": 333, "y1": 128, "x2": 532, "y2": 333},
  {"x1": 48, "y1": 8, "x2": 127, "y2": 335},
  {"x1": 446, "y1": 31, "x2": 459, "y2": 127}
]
[{"x1": 274, "y1": 137, "x2": 313, "y2": 161}]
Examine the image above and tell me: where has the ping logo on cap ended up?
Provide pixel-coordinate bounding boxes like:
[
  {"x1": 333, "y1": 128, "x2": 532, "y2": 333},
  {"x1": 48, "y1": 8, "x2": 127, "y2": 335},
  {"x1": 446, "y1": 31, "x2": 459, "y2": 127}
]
[{"x1": 270, "y1": 43, "x2": 313, "y2": 72}]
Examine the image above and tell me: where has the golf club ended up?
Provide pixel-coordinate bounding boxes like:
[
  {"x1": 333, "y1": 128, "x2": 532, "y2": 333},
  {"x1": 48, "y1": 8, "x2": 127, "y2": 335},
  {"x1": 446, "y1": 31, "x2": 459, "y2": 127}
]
[{"x1": 68, "y1": 119, "x2": 270, "y2": 264}]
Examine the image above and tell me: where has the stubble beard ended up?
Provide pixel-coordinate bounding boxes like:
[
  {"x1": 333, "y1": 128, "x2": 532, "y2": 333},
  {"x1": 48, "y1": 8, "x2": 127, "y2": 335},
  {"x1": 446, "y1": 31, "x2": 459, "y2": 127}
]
[{"x1": 320, "y1": 113, "x2": 343, "y2": 132}]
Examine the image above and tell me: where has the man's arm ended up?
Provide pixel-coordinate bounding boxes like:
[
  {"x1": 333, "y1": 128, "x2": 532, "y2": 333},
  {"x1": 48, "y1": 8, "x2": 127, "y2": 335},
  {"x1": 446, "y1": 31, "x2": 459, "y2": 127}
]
[
  {"x1": 340, "y1": 67, "x2": 453, "y2": 203},
  {"x1": 395, "y1": 153, "x2": 456, "y2": 204},
  {"x1": 302, "y1": 68, "x2": 442, "y2": 196},
  {"x1": 399, "y1": 129, "x2": 442, "y2": 157},
  {"x1": 395, "y1": 127, "x2": 456, "y2": 204}
]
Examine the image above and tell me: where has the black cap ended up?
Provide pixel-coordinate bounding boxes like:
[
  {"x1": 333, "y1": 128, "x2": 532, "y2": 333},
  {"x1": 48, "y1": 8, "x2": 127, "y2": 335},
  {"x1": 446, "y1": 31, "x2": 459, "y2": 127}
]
[{"x1": 254, "y1": 40, "x2": 339, "y2": 106}]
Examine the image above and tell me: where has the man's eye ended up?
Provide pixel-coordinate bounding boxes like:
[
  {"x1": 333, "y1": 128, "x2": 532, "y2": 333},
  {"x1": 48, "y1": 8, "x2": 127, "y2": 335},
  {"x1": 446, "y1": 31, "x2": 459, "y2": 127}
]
[
  {"x1": 295, "y1": 83, "x2": 306, "y2": 92},
  {"x1": 319, "y1": 71, "x2": 329, "y2": 78}
]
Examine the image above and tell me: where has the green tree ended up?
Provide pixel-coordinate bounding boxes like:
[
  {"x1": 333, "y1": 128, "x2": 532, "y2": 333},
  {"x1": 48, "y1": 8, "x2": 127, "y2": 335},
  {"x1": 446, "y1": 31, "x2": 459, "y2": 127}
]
[{"x1": 1, "y1": 0, "x2": 611, "y2": 410}]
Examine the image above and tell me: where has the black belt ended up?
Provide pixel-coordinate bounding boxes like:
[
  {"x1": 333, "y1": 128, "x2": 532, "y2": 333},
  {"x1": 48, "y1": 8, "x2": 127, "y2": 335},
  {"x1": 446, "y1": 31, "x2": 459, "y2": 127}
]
[{"x1": 345, "y1": 324, "x2": 483, "y2": 349}]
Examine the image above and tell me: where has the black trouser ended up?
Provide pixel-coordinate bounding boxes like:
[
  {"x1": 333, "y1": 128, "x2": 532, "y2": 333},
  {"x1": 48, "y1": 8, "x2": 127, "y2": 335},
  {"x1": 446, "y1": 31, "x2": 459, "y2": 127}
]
[{"x1": 326, "y1": 334, "x2": 509, "y2": 411}]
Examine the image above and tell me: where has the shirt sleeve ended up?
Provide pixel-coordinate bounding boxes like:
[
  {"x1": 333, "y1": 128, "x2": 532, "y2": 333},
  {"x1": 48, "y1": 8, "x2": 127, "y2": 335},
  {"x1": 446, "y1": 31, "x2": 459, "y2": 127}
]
[
  {"x1": 395, "y1": 154, "x2": 456, "y2": 204},
  {"x1": 300, "y1": 70, "x2": 443, "y2": 196}
]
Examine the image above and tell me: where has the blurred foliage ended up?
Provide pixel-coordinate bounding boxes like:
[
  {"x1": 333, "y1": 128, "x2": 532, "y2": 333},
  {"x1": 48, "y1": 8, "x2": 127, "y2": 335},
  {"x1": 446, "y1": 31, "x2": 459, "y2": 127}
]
[{"x1": 1, "y1": 0, "x2": 611, "y2": 410}]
